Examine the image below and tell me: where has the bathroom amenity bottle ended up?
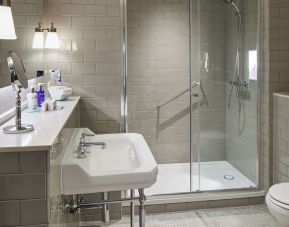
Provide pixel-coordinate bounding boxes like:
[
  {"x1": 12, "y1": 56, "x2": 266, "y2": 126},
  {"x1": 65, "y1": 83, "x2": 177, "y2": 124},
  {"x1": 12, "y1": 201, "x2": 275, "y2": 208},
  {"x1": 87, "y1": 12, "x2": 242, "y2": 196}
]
[
  {"x1": 36, "y1": 83, "x2": 45, "y2": 107},
  {"x1": 27, "y1": 86, "x2": 38, "y2": 111}
]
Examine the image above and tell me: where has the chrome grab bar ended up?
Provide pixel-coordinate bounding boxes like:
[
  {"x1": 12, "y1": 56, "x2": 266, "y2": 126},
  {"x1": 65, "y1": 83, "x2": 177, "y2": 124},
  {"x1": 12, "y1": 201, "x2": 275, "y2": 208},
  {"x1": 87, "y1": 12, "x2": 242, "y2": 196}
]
[{"x1": 157, "y1": 81, "x2": 200, "y2": 109}]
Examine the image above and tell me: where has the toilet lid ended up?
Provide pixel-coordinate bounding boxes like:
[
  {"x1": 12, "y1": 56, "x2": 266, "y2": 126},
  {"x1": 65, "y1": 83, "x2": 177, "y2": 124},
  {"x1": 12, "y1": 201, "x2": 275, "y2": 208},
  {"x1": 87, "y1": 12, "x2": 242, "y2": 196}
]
[{"x1": 269, "y1": 183, "x2": 289, "y2": 206}]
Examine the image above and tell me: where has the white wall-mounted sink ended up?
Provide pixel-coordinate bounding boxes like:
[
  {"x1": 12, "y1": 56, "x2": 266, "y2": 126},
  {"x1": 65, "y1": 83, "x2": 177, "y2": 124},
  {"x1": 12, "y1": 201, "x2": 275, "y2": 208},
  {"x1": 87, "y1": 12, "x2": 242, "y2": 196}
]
[{"x1": 61, "y1": 128, "x2": 158, "y2": 195}]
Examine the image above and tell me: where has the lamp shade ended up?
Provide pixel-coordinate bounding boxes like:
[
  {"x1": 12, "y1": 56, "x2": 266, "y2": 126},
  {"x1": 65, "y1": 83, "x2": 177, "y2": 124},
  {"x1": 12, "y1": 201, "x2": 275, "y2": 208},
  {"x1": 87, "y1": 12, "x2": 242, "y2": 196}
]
[
  {"x1": 44, "y1": 31, "x2": 59, "y2": 49},
  {"x1": 32, "y1": 31, "x2": 44, "y2": 49},
  {"x1": 0, "y1": 6, "x2": 17, "y2": 40}
]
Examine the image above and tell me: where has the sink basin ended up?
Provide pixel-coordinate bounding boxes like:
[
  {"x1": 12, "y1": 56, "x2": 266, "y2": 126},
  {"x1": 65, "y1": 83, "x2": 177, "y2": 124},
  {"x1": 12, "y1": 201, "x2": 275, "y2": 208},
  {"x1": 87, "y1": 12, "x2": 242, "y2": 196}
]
[{"x1": 61, "y1": 128, "x2": 158, "y2": 195}]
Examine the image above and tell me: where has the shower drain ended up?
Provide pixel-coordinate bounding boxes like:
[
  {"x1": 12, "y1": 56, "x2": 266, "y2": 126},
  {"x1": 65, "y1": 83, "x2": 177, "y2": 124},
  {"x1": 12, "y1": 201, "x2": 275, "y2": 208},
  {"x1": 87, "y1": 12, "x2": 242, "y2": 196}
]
[{"x1": 224, "y1": 175, "x2": 235, "y2": 180}]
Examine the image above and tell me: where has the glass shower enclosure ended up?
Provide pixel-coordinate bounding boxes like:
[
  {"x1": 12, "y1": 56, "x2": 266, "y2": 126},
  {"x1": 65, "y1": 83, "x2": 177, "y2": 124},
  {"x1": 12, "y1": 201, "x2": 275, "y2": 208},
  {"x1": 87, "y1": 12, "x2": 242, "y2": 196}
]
[{"x1": 122, "y1": 0, "x2": 259, "y2": 195}]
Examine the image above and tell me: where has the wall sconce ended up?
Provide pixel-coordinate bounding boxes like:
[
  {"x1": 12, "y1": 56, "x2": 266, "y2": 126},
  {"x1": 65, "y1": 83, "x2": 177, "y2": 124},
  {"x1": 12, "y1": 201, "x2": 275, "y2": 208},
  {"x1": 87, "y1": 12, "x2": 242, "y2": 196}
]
[
  {"x1": 32, "y1": 23, "x2": 59, "y2": 49},
  {"x1": 32, "y1": 23, "x2": 44, "y2": 48},
  {"x1": 0, "y1": 0, "x2": 17, "y2": 40}
]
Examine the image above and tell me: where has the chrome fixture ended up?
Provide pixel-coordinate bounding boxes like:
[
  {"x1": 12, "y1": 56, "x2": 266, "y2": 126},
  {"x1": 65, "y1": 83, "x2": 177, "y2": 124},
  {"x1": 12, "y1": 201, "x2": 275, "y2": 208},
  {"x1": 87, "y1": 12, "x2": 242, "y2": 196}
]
[
  {"x1": 156, "y1": 81, "x2": 205, "y2": 138},
  {"x1": 32, "y1": 22, "x2": 60, "y2": 49},
  {"x1": 0, "y1": 0, "x2": 17, "y2": 40},
  {"x1": 65, "y1": 193, "x2": 110, "y2": 222},
  {"x1": 224, "y1": 175, "x2": 235, "y2": 180},
  {"x1": 138, "y1": 189, "x2": 146, "y2": 227},
  {"x1": 120, "y1": 0, "x2": 128, "y2": 133},
  {"x1": 65, "y1": 189, "x2": 146, "y2": 227},
  {"x1": 229, "y1": 80, "x2": 248, "y2": 88},
  {"x1": 75, "y1": 133, "x2": 106, "y2": 159},
  {"x1": 3, "y1": 51, "x2": 34, "y2": 134},
  {"x1": 191, "y1": 80, "x2": 200, "y2": 89},
  {"x1": 102, "y1": 192, "x2": 110, "y2": 223},
  {"x1": 223, "y1": 0, "x2": 241, "y2": 15},
  {"x1": 130, "y1": 189, "x2": 135, "y2": 227},
  {"x1": 157, "y1": 81, "x2": 200, "y2": 109},
  {"x1": 202, "y1": 51, "x2": 209, "y2": 72},
  {"x1": 223, "y1": 0, "x2": 247, "y2": 116}
]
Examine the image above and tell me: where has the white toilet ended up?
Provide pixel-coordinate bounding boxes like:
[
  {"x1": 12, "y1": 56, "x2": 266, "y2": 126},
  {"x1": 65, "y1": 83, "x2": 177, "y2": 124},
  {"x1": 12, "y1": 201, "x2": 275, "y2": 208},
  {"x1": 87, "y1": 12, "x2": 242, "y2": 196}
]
[{"x1": 266, "y1": 183, "x2": 289, "y2": 227}]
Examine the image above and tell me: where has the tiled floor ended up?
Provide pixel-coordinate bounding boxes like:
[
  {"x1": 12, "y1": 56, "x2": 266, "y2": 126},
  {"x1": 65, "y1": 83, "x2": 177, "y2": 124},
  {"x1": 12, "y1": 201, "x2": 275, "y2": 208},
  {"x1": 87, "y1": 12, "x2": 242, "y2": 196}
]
[
  {"x1": 82, "y1": 205, "x2": 277, "y2": 227},
  {"x1": 145, "y1": 161, "x2": 256, "y2": 195}
]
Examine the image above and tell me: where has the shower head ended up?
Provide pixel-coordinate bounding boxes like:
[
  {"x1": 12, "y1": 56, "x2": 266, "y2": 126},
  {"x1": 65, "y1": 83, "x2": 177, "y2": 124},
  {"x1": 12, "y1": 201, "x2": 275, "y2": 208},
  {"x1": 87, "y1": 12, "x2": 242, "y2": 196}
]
[{"x1": 223, "y1": 0, "x2": 241, "y2": 15}]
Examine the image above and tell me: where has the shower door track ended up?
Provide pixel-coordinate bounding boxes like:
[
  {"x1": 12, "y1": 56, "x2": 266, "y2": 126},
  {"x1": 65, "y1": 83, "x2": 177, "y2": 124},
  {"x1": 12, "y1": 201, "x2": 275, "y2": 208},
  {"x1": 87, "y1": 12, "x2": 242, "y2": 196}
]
[{"x1": 122, "y1": 189, "x2": 265, "y2": 206}]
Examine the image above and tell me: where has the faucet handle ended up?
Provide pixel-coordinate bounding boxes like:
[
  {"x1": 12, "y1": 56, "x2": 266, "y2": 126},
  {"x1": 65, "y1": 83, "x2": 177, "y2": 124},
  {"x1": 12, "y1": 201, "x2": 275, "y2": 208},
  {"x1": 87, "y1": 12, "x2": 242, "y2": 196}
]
[
  {"x1": 82, "y1": 133, "x2": 95, "y2": 137},
  {"x1": 76, "y1": 152, "x2": 86, "y2": 159},
  {"x1": 75, "y1": 144, "x2": 87, "y2": 159},
  {"x1": 80, "y1": 132, "x2": 95, "y2": 141}
]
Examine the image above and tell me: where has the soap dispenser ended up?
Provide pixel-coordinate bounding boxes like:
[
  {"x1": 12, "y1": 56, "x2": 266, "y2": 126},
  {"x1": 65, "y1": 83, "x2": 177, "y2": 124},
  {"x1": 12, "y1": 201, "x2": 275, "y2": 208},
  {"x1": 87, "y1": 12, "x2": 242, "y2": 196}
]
[
  {"x1": 36, "y1": 83, "x2": 45, "y2": 107},
  {"x1": 27, "y1": 86, "x2": 38, "y2": 111}
]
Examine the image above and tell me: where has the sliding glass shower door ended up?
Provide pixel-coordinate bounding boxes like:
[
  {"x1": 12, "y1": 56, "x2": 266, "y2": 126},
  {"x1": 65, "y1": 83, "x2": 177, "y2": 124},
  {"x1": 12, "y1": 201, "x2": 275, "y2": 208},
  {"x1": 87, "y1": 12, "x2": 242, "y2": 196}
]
[
  {"x1": 193, "y1": 0, "x2": 259, "y2": 192},
  {"x1": 124, "y1": 0, "x2": 259, "y2": 196}
]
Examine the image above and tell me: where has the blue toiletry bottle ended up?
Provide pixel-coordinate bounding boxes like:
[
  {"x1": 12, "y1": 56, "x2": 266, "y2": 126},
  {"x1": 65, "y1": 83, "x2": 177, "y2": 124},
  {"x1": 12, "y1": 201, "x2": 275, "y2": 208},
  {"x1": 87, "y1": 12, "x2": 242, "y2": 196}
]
[{"x1": 37, "y1": 84, "x2": 45, "y2": 107}]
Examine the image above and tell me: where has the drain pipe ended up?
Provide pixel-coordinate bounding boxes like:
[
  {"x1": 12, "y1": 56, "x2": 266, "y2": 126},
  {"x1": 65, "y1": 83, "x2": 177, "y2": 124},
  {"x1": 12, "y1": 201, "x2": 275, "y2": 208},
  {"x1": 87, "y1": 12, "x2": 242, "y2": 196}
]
[
  {"x1": 102, "y1": 192, "x2": 110, "y2": 222},
  {"x1": 64, "y1": 189, "x2": 147, "y2": 227},
  {"x1": 64, "y1": 193, "x2": 110, "y2": 223}
]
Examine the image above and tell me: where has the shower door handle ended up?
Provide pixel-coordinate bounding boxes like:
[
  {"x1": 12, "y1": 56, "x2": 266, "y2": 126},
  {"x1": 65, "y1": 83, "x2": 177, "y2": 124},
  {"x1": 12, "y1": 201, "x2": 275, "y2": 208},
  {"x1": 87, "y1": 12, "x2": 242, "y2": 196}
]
[
  {"x1": 191, "y1": 81, "x2": 200, "y2": 98},
  {"x1": 191, "y1": 81, "x2": 200, "y2": 89}
]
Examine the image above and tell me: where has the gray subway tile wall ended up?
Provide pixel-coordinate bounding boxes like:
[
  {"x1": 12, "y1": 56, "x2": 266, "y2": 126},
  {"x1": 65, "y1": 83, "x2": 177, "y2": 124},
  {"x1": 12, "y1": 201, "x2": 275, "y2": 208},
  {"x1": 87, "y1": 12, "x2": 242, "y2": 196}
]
[
  {"x1": 0, "y1": 174, "x2": 46, "y2": 200},
  {"x1": 43, "y1": 0, "x2": 122, "y2": 134},
  {"x1": 19, "y1": 151, "x2": 48, "y2": 174},
  {"x1": 20, "y1": 199, "x2": 48, "y2": 226},
  {"x1": 127, "y1": 0, "x2": 193, "y2": 164},
  {"x1": 0, "y1": 201, "x2": 20, "y2": 226},
  {"x1": 0, "y1": 151, "x2": 48, "y2": 226},
  {"x1": 197, "y1": 0, "x2": 227, "y2": 162},
  {"x1": 0, "y1": 153, "x2": 19, "y2": 174},
  {"x1": 261, "y1": 0, "x2": 289, "y2": 189},
  {"x1": 259, "y1": 0, "x2": 270, "y2": 190},
  {"x1": 274, "y1": 94, "x2": 289, "y2": 183},
  {"x1": 225, "y1": 0, "x2": 259, "y2": 184}
]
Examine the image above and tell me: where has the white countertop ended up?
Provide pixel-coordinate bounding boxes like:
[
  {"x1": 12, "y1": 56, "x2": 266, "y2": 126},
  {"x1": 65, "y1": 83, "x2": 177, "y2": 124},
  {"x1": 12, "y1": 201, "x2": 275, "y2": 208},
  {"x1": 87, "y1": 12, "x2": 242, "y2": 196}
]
[
  {"x1": 0, "y1": 97, "x2": 80, "y2": 152},
  {"x1": 274, "y1": 92, "x2": 289, "y2": 98}
]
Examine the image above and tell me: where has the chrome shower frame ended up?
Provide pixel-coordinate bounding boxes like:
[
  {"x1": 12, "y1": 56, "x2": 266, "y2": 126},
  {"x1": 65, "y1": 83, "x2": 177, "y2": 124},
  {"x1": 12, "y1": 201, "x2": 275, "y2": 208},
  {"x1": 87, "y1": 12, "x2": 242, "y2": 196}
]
[{"x1": 120, "y1": 0, "x2": 128, "y2": 134}]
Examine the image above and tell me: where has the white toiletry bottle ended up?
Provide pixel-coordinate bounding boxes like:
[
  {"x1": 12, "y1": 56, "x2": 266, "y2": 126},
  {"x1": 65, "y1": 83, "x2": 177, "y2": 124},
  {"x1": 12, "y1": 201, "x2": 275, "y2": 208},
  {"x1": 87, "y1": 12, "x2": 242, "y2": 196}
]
[{"x1": 27, "y1": 86, "x2": 38, "y2": 111}]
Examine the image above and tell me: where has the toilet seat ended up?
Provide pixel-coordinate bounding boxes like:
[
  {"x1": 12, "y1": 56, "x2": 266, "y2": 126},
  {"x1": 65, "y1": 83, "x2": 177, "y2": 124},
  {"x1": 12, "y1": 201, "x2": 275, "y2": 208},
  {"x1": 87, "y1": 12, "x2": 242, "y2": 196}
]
[
  {"x1": 266, "y1": 183, "x2": 289, "y2": 227},
  {"x1": 268, "y1": 183, "x2": 289, "y2": 210}
]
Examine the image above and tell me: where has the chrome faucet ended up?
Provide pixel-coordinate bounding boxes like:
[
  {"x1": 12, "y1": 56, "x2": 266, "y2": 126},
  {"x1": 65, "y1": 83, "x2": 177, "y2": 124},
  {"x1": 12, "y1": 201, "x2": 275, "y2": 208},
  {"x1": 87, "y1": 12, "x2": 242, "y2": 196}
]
[{"x1": 75, "y1": 133, "x2": 106, "y2": 159}]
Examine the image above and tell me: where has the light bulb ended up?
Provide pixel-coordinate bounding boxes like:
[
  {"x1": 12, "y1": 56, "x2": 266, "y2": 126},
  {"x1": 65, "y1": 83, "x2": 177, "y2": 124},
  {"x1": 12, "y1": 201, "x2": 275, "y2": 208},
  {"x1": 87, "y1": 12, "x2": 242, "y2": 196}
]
[
  {"x1": 32, "y1": 32, "x2": 44, "y2": 49},
  {"x1": 44, "y1": 32, "x2": 60, "y2": 49},
  {"x1": 0, "y1": 6, "x2": 17, "y2": 40}
]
